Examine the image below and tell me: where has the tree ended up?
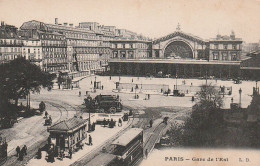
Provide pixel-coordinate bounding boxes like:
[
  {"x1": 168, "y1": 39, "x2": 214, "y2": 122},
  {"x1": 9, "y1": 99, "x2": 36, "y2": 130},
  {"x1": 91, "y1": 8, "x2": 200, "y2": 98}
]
[
  {"x1": 0, "y1": 57, "x2": 55, "y2": 112},
  {"x1": 167, "y1": 84, "x2": 225, "y2": 147},
  {"x1": 195, "y1": 83, "x2": 223, "y2": 108}
]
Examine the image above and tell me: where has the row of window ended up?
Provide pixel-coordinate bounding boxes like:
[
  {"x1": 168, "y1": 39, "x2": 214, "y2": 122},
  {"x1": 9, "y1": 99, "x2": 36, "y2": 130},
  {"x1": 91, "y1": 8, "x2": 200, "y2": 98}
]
[
  {"x1": 114, "y1": 43, "x2": 134, "y2": 49},
  {"x1": 76, "y1": 54, "x2": 100, "y2": 61},
  {"x1": 212, "y1": 52, "x2": 238, "y2": 61},
  {"x1": 23, "y1": 40, "x2": 41, "y2": 46},
  {"x1": 44, "y1": 54, "x2": 67, "y2": 59},
  {"x1": 40, "y1": 34, "x2": 65, "y2": 40},
  {"x1": 0, "y1": 39, "x2": 23, "y2": 45},
  {"x1": 113, "y1": 51, "x2": 149, "y2": 59},
  {"x1": 213, "y1": 44, "x2": 239, "y2": 50},
  {"x1": 42, "y1": 40, "x2": 66, "y2": 46},
  {"x1": 43, "y1": 47, "x2": 67, "y2": 52},
  {"x1": 68, "y1": 40, "x2": 103, "y2": 47},
  {"x1": 74, "y1": 48, "x2": 110, "y2": 54},
  {"x1": 45, "y1": 65, "x2": 68, "y2": 72},
  {"x1": 44, "y1": 59, "x2": 67, "y2": 64},
  {"x1": 0, "y1": 47, "x2": 21, "y2": 52},
  {"x1": 0, "y1": 54, "x2": 22, "y2": 60}
]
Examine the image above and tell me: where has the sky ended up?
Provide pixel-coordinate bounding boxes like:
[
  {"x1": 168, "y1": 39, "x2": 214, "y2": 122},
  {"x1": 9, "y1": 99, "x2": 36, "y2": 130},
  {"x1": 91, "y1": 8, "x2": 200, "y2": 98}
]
[{"x1": 0, "y1": 0, "x2": 260, "y2": 42}]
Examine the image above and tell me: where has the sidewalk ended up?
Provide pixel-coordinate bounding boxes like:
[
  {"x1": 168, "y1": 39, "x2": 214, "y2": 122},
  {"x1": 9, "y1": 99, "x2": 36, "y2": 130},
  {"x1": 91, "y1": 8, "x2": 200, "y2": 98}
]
[{"x1": 26, "y1": 119, "x2": 130, "y2": 166}]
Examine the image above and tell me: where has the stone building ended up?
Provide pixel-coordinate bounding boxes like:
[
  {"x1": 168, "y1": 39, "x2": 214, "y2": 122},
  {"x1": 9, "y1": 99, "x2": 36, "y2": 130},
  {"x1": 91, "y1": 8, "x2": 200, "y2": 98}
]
[
  {"x1": 19, "y1": 20, "x2": 68, "y2": 73},
  {"x1": 0, "y1": 22, "x2": 23, "y2": 63},
  {"x1": 21, "y1": 38, "x2": 43, "y2": 69},
  {"x1": 209, "y1": 31, "x2": 242, "y2": 61}
]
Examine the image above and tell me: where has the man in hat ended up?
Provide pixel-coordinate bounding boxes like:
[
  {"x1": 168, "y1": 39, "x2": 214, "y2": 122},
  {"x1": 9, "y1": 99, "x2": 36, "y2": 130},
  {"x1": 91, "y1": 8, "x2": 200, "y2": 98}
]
[{"x1": 89, "y1": 135, "x2": 93, "y2": 145}]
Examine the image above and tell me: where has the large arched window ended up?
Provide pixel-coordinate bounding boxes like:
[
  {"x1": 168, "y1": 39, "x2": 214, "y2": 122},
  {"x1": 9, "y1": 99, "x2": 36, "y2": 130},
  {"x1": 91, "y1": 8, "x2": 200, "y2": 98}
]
[{"x1": 164, "y1": 41, "x2": 193, "y2": 59}]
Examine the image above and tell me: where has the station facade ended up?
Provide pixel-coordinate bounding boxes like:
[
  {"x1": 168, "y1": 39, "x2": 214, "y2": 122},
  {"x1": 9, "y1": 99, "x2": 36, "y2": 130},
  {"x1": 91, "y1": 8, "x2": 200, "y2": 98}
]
[{"x1": 109, "y1": 26, "x2": 248, "y2": 79}]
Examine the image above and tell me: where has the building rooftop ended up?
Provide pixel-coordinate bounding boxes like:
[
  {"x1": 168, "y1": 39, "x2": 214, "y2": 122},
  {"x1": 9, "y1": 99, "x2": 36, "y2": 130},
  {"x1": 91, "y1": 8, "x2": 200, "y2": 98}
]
[
  {"x1": 48, "y1": 117, "x2": 88, "y2": 132},
  {"x1": 153, "y1": 31, "x2": 207, "y2": 44},
  {"x1": 20, "y1": 20, "x2": 48, "y2": 31}
]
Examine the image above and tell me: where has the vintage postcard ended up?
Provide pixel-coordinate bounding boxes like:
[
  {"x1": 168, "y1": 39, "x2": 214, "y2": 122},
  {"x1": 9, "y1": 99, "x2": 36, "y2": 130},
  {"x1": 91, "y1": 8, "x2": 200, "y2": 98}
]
[{"x1": 0, "y1": 0, "x2": 260, "y2": 165}]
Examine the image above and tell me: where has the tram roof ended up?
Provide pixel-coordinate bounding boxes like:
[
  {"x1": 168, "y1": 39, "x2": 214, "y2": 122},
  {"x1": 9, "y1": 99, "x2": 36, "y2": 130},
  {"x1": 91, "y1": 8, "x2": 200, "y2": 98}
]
[{"x1": 112, "y1": 128, "x2": 143, "y2": 146}]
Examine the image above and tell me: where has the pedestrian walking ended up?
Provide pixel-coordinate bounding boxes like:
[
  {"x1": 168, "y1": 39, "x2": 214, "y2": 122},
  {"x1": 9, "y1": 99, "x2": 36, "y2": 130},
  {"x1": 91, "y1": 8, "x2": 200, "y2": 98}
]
[
  {"x1": 45, "y1": 111, "x2": 48, "y2": 118},
  {"x1": 79, "y1": 91, "x2": 81, "y2": 97},
  {"x1": 103, "y1": 118, "x2": 107, "y2": 127},
  {"x1": 132, "y1": 78, "x2": 133, "y2": 82},
  {"x1": 145, "y1": 149, "x2": 148, "y2": 159},
  {"x1": 192, "y1": 96, "x2": 195, "y2": 102},
  {"x1": 19, "y1": 150, "x2": 24, "y2": 161},
  {"x1": 91, "y1": 81, "x2": 92, "y2": 85},
  {"x1": 16, "y1": 146, "x2": 20, "y2": 157},
  {"x1": 21, "y1": 145, "x2": 27, "y2": 156},
  {"x1": 149, "y1": 119, "x2": 153, "y2": 128},
  {"x1": 118, "y1": 118, "x2": 122, "y2": 127},
  {"x1": 69, "y1": 148, "x2": 72, "y2": 159},
  {"x1": 110, "y1": 76, "x2": 111, "y2": 80},
  {"x1": 89, "y1": 135, "x2": 93, "y2": 145},
  {"x1": 101, "y1": 85, "x2": 104, "y2": 90}
]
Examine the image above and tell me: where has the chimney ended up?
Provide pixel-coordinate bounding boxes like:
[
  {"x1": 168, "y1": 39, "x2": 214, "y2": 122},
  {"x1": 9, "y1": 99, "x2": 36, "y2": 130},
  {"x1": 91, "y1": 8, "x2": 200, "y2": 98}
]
[
  {"x1": 64, "y1": 23, "x2": 68, "y2": 26},
  {"x1": 55, "y1": 18, "x2": 58, "y2": 25},
  {"x1": 69, "y1": 23, "x2": 73, "y2": 27}
]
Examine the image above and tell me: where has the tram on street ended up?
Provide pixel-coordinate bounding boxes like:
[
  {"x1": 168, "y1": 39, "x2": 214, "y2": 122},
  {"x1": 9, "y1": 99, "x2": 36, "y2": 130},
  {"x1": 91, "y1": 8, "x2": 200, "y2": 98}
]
[
  {"x1": 110, "y1": 128, "x2": 143, "y2": 166},
  {"x1": 87, "y1": 128, "x2": 144, "y2": 166}
]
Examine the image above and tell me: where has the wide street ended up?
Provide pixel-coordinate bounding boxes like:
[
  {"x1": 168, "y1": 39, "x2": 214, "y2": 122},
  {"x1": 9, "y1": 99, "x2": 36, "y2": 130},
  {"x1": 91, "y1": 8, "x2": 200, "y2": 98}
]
[{"x1": 0, "y1": 75, "x2": 257, "y2": 166}]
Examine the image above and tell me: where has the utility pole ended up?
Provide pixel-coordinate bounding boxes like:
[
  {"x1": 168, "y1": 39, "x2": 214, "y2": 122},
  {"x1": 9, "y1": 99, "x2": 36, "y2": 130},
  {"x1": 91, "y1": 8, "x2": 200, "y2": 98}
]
[
  {"x1": 206, "y1": 70, "x2": 208, "y2": 86},
  {"x1": 175, "y1": 65, "x2": 178, "y2": 90},
  {"x1": 239, "y1": 88, "x2": 242, "y2": 108}
]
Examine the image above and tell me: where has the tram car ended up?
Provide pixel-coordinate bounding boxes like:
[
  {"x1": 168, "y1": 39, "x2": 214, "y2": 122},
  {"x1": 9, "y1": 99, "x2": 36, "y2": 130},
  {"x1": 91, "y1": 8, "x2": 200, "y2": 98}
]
[
  {"x1": 110, "y1": 128, "x2": 143, "y2": 166},
  {"x1": 0, "y1": 136, "x2": 8, "y2": 165},
  {"x1": 87, "y1": 128, "x2": 143, "y2": 166}
]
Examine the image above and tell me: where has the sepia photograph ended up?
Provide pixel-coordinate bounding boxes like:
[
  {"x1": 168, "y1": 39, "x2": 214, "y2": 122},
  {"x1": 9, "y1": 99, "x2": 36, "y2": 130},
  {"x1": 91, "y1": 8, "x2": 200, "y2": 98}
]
[{"x1": 0, "y1": 0, "x2": 260, "y2": 165}]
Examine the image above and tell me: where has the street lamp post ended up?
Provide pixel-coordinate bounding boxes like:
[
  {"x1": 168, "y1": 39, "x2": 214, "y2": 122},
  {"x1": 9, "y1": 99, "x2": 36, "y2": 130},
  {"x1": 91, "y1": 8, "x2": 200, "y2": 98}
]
[
  {"x1": 205, "y1": 70, "x2": 208, "y2": 86},
  {"x1": 239, "y1": 88, "x2": 242, "y2": 108},
  {"x1": 135, "y1": 84, "x2": 138, "y2": 99},
  {"x1": 85, "y1": 96, "x2": 92, "y2": 131},
  {"x1": 94, "y1": 76, "x2": 97, "y2": 89},
  {"x1": 175, "y1": 65, "x2": 178, "y2": 90}
]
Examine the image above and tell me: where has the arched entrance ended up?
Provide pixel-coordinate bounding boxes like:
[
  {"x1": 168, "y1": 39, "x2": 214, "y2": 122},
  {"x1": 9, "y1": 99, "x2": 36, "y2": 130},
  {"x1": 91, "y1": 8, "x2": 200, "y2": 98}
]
[{"x1": 164, "y1": 41, "x2": 193, "y2": 59}]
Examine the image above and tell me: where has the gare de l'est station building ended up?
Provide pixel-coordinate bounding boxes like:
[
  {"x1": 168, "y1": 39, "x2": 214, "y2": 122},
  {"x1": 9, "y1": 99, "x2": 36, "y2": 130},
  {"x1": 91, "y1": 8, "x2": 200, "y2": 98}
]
[{"x1": 109, "y1": 26, "x2": 256, "y2": 79}]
